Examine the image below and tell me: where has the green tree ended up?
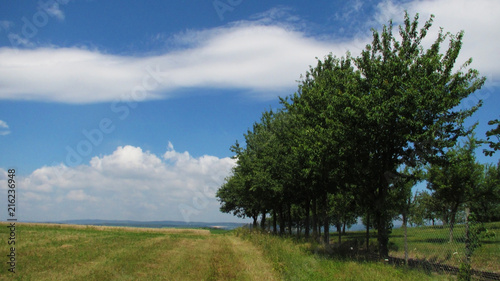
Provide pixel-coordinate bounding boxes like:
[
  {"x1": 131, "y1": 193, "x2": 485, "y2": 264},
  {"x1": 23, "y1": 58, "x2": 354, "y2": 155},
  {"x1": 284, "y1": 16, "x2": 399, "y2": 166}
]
[
  {"x1": 411, "y1": 190, "x2": 439, "y2": 226},
  {"x1": 282, "y1": 53, "x2": 361, "y2": 244},
  {"x1": 483, "y1": 117, "x2": 500, "y2": 156},
  {"x1": 426, "y1": 136, "x2": 484, "y2": 242},
  {"x1": 329, "y1": 189, "x2": 358, "y2": 244},
  {"x1": 217, "y1": 11, "x2": 485, "y2": 259},
  {"x1": 217, "y1": 140, "x2": 262, "y2": 227},
  {"x1": 217, "y1": 170, "x2": 260, "y2": 226},
  {"x1": 352, "y1": 12, "x2": 485, "y2": 257},
  {"x1": 470, "y1": 161, "x2": 500, "y2": 222}
]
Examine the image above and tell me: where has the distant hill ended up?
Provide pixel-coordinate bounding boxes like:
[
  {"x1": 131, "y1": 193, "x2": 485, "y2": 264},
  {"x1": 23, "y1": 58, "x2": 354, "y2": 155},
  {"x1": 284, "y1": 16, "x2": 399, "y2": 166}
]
[{"x1": 45, "y1": 219, "x2": 246, "y2": 230}]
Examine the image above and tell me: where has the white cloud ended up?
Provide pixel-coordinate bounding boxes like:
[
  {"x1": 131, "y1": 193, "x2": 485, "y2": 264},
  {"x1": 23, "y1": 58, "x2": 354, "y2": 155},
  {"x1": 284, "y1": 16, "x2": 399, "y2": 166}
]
[
  {"x1": 0, "y1": 144, "x2": 237, "y2": 222},
  {"x1": 0, "y1": 120, "x2": 10, "y2": 135},
  {"x1": 0, "y1": 1, "x2": 497, "y2": 104},
  {"x1": 0, "y1": 23, "x2": 359, "y2": 104},
  {"x1": 67, "y1": 189, "x2": 97, "y2": 201},
  {"x1": 0, "y1": 120, "x2": 8, "y2": 128},
  {"x1": 373, "y1": 0, "x2": 500, "y2": 79}
]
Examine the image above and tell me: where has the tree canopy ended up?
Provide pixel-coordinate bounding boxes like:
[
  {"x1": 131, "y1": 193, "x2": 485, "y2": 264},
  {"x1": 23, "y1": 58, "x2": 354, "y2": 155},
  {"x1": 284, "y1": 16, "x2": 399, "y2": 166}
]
[{"x1": 217, "y1": 12, "x2": 488, "y2": 258}]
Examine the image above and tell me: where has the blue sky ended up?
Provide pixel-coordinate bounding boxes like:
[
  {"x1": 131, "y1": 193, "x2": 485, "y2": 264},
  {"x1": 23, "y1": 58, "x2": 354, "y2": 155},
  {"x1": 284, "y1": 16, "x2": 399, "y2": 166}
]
[{"x1": 0, "y1": 0, "x2": 499, "y2": 223}]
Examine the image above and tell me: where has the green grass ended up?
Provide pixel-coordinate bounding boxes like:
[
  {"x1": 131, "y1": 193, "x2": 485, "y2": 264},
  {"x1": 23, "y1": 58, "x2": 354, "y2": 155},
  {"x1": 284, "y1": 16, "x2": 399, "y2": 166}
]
[
  {"x1": 388, "y1": 222, "x2": 500, "y2": 273},
  {"x1": 324, "y1": 222, "x2": 500, "y2": 275},
  {"x1": 2, "y1": 222, "x2": 496, "y2": 280},
  {"x1": 236, "y1": 228, "x2": 454, "y2": 281},
  {"x1": 0, "y1": 223, "x2": 278, "y2": 281}
]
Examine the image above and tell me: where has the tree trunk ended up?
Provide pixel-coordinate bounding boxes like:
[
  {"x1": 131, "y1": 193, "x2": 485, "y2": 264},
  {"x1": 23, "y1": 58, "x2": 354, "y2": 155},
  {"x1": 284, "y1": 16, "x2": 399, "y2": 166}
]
[
  {"x1": 305, "y1": 199, "x2": 310, "y2": 239},
  {"x1": 366, "y1": 212, "x2": 370, "y2": 252},
  {"x1": 260, "y1": 210, "x2": 266, "y2": 230},
  {"x1": 403, "y1": 212, "x2": 408, "y2": 266},
  {"x1": 279, "y1": 207, "x2": 285, "y2": 236},
  {"x1": 342, "y1": 222, "x2": 346, "y2": 235},
  {"x1": 464, "y1": 207, "x2": 471, "y2": 265},
  {"x1": 312, "y1": 197, "x2": 318, "y2": 241},
  {"x1": 376, "y1": 181, "x2": 390, "y2": 258},
  {"x1": 449, "y1": 205, "x2": 459, "y2": 243},
  {"x1": 288, "y1": 204, "x2": 293, "y2": 236},
  {"x1": 252, "y1": 215, "x2": 258, "y2": 228},
  {"x1": 336, "y1": 223, "x2": 342, "y2": 245},
  {"x1": 273, "y1": 209, "x2": 277, "y2": 235},
  {"x1": 323, "y1": 191, "x2": 330, "y2": 245},
  {"x1": 377, "y1": 210, "x2": 390, "y2": 258}
]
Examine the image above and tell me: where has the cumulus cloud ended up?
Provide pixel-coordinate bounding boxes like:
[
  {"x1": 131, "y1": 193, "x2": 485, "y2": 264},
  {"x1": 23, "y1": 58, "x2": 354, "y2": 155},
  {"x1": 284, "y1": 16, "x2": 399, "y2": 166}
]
[
  {"x1": 0, "y1": 144, "x2": 237, "y2": 222},
  {"x1": 67, "y1": 189, "x2": 97, "y2": 201},
  {"x1": 0, "y1": 120, "x2": 10, "y2": 136},
  {"x1": 373, "y1": 0, "x2": 500, "y2": 79}
]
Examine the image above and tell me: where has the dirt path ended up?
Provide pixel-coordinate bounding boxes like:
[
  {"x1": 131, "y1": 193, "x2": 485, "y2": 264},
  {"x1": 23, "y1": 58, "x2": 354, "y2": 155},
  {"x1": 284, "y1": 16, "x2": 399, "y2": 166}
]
[
  {"x1": 203, "y1": 235, "x2": 279, "y2": 281},
  {"x1": 221, "y1": 235, "x2": 280, "y2": 281}
]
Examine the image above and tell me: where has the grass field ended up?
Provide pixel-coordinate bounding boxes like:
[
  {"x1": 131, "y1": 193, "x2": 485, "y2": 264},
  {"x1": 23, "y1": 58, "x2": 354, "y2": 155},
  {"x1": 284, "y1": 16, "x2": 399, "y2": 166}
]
[
  {"x1": 0, "y1": 223, "x2": 278, "y2": 281},
  {"x1": 0, "y1": 222, "x2": 464, "y2": 280},
  {"x1": 324, "y1": 222, "x2": 500, "y2": 274},
  {"x1": 235, "y1": 228, "x2": 455, "y2": 281},
  {"x1": 389, "y1": 222, "x2": 500, "y2": 274}
]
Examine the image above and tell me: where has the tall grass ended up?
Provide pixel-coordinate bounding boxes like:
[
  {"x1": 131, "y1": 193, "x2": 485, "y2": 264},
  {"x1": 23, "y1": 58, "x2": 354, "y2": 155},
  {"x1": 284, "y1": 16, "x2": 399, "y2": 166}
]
[{"x1": 235, "y1": 228, "x2": 454, "y2": 281}]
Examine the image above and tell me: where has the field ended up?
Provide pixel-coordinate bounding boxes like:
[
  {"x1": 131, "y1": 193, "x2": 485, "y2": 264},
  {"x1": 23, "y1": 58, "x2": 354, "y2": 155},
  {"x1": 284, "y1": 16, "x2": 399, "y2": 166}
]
[
  {"x1": 388, "y1": 222, "x2": 500, "y2": 274},
  {"x1": 324, "y1": 222, "x2": 499, "y2": 275},
  {"x1": 0, "y1": 222, "x2": 489, "y2": 280},
  {"x1": 0, "y1": 223, "x2": 278, "y2": 281}
]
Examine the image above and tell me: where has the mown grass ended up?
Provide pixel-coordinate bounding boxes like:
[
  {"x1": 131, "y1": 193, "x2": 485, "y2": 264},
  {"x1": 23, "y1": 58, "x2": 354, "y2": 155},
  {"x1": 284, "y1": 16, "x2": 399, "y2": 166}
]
[
  {"x1": 2, "y1": 222, "x2": 496, "y2": 280},
  {"x1": 236, "y1": 228, "x2": 454, "y2": 281},
  {"x1": 0, "y1": 222, "x2": 278, "y2": 281}
]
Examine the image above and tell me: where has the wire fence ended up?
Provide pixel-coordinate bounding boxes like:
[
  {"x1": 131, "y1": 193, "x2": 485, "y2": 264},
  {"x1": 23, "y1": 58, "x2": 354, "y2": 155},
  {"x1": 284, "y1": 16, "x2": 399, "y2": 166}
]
[
  {"x1": 384, "y1": 212, "x2": 499, "y2": 280},
  {"x1": 246, "y1": 215, "x2": 499, "y2": 280}
]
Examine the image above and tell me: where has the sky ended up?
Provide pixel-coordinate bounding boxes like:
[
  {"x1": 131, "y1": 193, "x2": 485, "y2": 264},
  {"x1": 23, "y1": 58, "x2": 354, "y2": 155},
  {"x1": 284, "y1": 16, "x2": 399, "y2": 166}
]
[{"x1": 0, "y1": 0, "x2": 499, "y2": 223}]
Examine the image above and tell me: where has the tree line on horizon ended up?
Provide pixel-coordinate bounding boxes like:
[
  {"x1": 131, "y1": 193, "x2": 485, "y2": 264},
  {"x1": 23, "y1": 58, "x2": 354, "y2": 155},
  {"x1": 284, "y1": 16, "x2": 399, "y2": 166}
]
[{"x1": 216, "y1": 12, "x2": 500, "y2": 258}]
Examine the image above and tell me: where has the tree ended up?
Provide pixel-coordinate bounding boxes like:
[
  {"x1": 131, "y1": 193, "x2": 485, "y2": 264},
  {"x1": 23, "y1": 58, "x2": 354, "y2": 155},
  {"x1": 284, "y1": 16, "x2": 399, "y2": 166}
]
[
  {"x1": 483, "y1": 117, "x2": 500, "y2": 156},
  {"x1": 426, "y1": 136, "x2": 484, "y2": 242},
  {"x1": 411, "y1": 190, "x2": 439, "y2": 226},
  {"x1": 217, "y1": 11, "x2": 485, "y2": 259},
  {"x1": 391, "y1": 166, "x2": 423, "y2": 264},
  {"x1": 329, "y1": 189, "x2": 358, "y2": 244},
  {"x1": 217, "y1": 141, "x2": 262, "y2": 227},
  {"x1": 217, "y1": 171, "x2": 260, "y2": 226},
  {"x1": 470, "y1": 161, "x2": 500, "y2": 222},
  {"x1": 282, "y1": 53, "x2": 361, "y2": 244},
  {"x1": 352, "y1": 12, "x2": 485, "y2": 257}
]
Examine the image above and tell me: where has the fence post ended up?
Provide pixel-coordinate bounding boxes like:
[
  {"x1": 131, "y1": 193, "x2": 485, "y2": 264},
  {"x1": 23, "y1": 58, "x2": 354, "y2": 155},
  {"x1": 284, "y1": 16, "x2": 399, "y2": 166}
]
[
  {"x1": 460, "y1": 207, "x2": 472, "y2": 280},
  {"x1": 403, "y1": 212, "x2": 408, "y2": 266}
]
